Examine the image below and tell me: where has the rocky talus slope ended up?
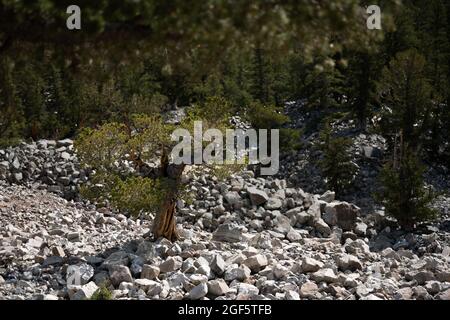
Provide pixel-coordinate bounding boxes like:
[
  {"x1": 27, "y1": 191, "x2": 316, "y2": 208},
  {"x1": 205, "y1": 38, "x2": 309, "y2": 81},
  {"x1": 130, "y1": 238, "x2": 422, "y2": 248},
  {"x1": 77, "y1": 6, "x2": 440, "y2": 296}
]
[{"x1": 0, "y1": 140, "x2": 449, "y2": 300}]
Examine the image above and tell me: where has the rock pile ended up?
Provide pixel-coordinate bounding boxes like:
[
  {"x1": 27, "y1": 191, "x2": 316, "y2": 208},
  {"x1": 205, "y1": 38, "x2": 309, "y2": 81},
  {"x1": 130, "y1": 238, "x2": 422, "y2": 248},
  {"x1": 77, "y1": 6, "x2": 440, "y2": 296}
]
[
  {"x1": 1, "y1": 177, "x2": 450, "y2": 300},
  {"x1": 0, "y1": 139, "x2": 87, "y2": 200}
]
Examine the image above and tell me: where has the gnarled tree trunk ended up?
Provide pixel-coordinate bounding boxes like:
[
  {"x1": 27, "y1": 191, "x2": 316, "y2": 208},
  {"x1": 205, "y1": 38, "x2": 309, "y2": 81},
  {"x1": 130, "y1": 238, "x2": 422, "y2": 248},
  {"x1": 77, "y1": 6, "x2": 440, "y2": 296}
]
[{"x1": 151, "y1": 148, "x2": 185, "y2": 242}]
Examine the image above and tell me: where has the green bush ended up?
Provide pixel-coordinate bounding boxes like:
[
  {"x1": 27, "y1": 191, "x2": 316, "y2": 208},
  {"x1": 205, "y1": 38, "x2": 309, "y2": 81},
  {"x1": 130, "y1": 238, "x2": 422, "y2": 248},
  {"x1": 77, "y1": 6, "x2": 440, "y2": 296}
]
[{"x1": 90, "y1": 284, "x2": 113, "y2": 300}]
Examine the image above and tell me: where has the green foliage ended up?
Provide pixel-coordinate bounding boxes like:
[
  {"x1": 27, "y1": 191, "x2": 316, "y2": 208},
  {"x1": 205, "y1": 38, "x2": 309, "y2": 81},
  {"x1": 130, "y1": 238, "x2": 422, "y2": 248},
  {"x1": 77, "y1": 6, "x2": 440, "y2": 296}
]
[
  {"x1": 376, "y1": 148, "x2": 437, "y2": 229},
  {"x1": 111, "y1": 176, "x2": 168, "y2": 217},
  {"x1": 90, "y1": 284, "x2": 113, "y2": 300},
  {"x1": 377, "y1": 49, "x2": 433, "y2": 150},
  {"x1": 318, "y1": 121, "x2": 357, "y2": 196},
  {"x1": 245, "y1": 102, "x2": 289, "y2": 129}
]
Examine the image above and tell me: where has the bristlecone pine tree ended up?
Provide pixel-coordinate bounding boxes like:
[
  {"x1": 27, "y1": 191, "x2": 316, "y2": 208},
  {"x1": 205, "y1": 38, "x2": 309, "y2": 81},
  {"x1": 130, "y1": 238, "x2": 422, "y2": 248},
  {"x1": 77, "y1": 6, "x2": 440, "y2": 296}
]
[{"x1": 75, "y1": 97, "x2": 242, "y2": 241}]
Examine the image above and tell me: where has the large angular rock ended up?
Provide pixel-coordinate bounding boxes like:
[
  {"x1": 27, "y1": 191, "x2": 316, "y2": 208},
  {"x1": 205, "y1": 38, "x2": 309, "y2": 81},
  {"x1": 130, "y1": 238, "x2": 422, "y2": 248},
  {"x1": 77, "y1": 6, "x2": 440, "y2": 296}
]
[
  {"x1": 188, "y1": 283, "x2": 208, "y2": 300},
  {"x1": 67, "y1": 263, "x2": 95, "y2": 285},
  {"x1": 322, "y1": 202, "x2": 359, "y2": 231},
  {"x1": 211, "y1": 254, "x2": 227, "y2": 275},
  {"x1": 247, "y1": 187, "x2": 269, "y2": 206},
  {"x1": 274, "y1": 215, "x2": 292, "y2": 235},
  {"x1": 208, "y1": 279, "x2": 229, "y2": 296},
  {"x1": 224, "y1": 265, "x2": 251, "y2": 281},
  {"x1": 265, "y1": 198, "x2": 282, "y2": 210},
  {"x1": 159, "y1": 257, "x2": 183, "y2": 273},
  {"x1": 299, "y1": 281, "x2": 319, "y2": 298},
  {"x1": 71, "y1": 282, "x2": 98, "y2": 300},
  {"x1": 212, "y1": 223, "x2": 242, "y2": 243},
  {"x1": 141, "y1": 265, "x2": 160, "y2": 280},
  {"x1": 224, "y1": 191, "x2": 243, "y2": 209},
  {"x1": 311, "y1": 268, "x2": 338, "y2": 283},
  {"x1": 242, "y1": 254, "x2": 268, "y2": 273},
  {"x1": 301, "y1": 257, "x2": 324, "y2": 273},
  {"x1": 313, "y1": 218, "x2": 331, "y2": 236},
  {"x1": 102, "y1": 251, "x2": 129, "y2": 269},
  {"x1": 336, "y1": 254, "x2": 363, "y2": 271},
  {"x1": 109, "y1": 265, "x2": 133, "y2": 287}
]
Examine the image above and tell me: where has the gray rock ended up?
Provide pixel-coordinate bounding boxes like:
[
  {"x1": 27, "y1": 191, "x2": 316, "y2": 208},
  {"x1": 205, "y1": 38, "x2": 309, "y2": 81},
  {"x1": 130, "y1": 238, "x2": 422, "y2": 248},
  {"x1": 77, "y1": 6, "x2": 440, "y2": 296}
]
[
  {"x1": 71, "y1": 282, "x2": 99, "y2": 300},
  {"x1": 141, "y1": 265, "x2": 160, "y2": 280},
  {"x1": 188, "y1": 283, "x2": 208, "y2": 300},
  {"x1": 274, "y1": 214, "x2": 292, "y2": 235},
  {"x1": 323, "y1": 202, "x2": 359, "y2": 231},
  {"x1": 237, "y1": 283, "x2": 259, "y2": 296},
  {"x1": 159, "y1": 257, "x2": 182, "y2": 273},
  {"x1": 247, "y1": 187, "x2": 269, "y2": 206},
  {"x1": 224, "y1": 265, "x2": 251, "y2": 282},
  {"x1": 300, "y1": 281, "x2": 319, "y2": 298},
  {"x1": 319, "y1": 191, "x2": 335, "y2": 203},
  {"x1": 66, "y1": 232, "x2": 81, "y2": 242},
  {"x1": 311, "y1": 268, "x2": 338, "y2": 283},
  {"x1": 208, "y1": 279, "x2": 229, "y2": 296},
  {"x1": 102, "y1": 251, "x2": 129, "y2": 268},
  {"x1": 224, "y1": 191, "x2": 243, "y2": 208},
  {"x1": 109, "y1": 265, "x2": 133, "y2": 287},
  {"x1": 134, "y1": 279, "x2": 162, "y2": 296},
  {"x1": 313, "y1": 218, "x2": 331, "y2": 236},
  {"x1": 354, "y1": 222, "x2": 367, "y2": 236},
  {"x1": 211, "y1": 254, "x2": 227, "y2": 275},
  {"x1": 67, "y1": 263, "x2": 94, "y2": 285},
  {"x1": 336, "y1": 254, "x2": 363, "y2": 271},
  {"x1": 242, "y1": 254, "x2": 268, "y2": 273},
  {"x1": 265, "y1": 198, "x2": 282, "y2": 210},
  {"x1": 286, "y1": 229, "x2": 302, "y2": 242},
  {"x1": 212, "y1": 223, "x2": 242, "y2": 243},
  {"x1": 301, "y1": 257, "x2": 324, "y2": 273}
]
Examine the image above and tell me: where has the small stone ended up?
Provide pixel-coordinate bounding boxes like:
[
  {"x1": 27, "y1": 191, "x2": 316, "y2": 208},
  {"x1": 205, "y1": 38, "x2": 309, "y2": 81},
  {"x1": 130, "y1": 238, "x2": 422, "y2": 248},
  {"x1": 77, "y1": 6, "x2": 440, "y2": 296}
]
[
  {"x1": 314, "y1": 218, "x2": 331, "y2": 236},
  {"x1": 52, "y1": 246, "x2": 65, "y2": 257},
  {"x1": 285, "y1": 290, "x2": 301, "y2": 300},
  {"x1": 274, "y1": 215, "x2": 292, "y2": 235},
  {"x1": 394, "y1": 287, "x2": 413, "y2": 300},
  {"x1": 300, "y1": 281, "x2": 319, "y2": 298},
  {"x1": 224, "y1": 265, "x2": 251, "y2": 282},
  {"x1": 287, "y1": 229, "x2": 302, "y2": 242},
  {"x1": 301, "y1": 257, "x2": 324, "y2": 273},
  {"x1": 66, "y1": 232, "x2": 81, "y2": 242},
  {"x1": 211, "y1": 254, "x2": 227, "y2": 275},
  {"x1": 141, "y1": 265, "x2": 160, "y2": 280},
  {"x1": 354, "y1": 222, "x2": 367, "y2": 236},
  {"x1": 42, "y1": 256, "x2": 63, "y2": 266},
  {"x1": 319, "y1": 191, "x2": 335, "y2": 203},
  {"x1": 208, "y1": 279, "x2": 229, "y2": 296},
  {"x1": 237, "y1": 283, "x2": 259, "y2": 296},
  {"x1": 436, "y1": 288, "x2": 450, "y2": 300},
  {"x1": 265, "y1": 198, "x2": 282, "y2": 210},
  {"x1": 134, "y1": 279, "x2": 162, "y2": 296},
  {"x1": 424, "y1": 281, "x2": 441, "y2": 295}
]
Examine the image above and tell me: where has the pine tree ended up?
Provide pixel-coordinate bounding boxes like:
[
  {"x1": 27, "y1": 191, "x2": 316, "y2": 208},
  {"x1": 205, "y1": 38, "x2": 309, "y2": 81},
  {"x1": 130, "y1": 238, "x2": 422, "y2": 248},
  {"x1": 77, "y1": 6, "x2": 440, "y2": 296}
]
[
  {"x1": 318, "y1": 121, "x2": 356, "y2": 197},
  {"x1": 377, "y1": 146, "x2": 436, "y2": 229}
]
